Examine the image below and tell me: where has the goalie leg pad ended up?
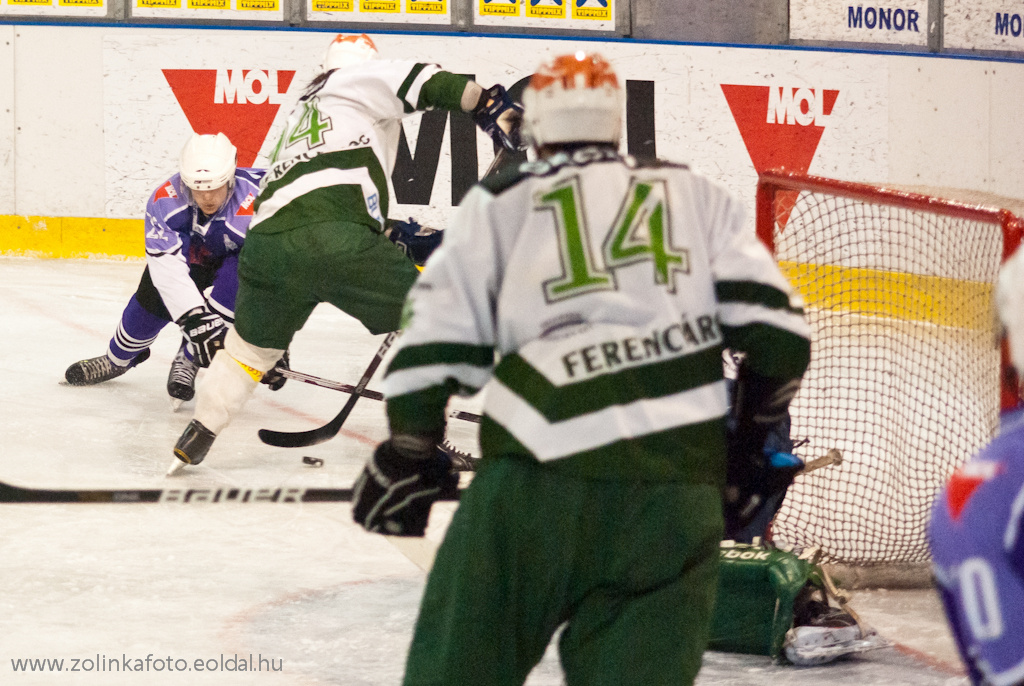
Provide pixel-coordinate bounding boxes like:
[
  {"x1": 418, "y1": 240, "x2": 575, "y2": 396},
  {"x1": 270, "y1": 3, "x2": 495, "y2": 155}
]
[{"x1": 708, "y1": 543, "x2": 891, "y2": 664}]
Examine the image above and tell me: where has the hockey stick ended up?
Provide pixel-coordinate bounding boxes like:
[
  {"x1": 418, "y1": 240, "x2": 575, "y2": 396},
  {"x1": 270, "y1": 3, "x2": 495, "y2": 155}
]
[
  {"x1": 258, "y1": 332, "x2": 398, "y2": 449},
  {"x1": 277, "y1": 368, "x2": 481, "y2": 425},
  {"x1": 798, "y1": 448, "x2": 843, "y2": 475},
  {"x1": 481, "y1": 115, "x2": 525, "y2": 180},
  {"x1": 0, "y1": 478, "x2": 463, "y2": 505}
]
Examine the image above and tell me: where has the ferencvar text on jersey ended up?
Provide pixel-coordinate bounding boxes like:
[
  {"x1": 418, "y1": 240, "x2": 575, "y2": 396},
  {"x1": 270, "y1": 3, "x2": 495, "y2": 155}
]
[{"x1": 561, "y1": 313, "x2": 721, "y2": 379}]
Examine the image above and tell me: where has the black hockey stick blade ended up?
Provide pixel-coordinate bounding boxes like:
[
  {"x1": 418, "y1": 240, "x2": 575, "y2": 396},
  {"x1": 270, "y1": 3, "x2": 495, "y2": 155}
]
[
  {"x1": 0, "y1": 478, "x2": 462, "y2": 505},
  {"x1": 259, "y1": 332, "x2": 398, "y2": 449}
]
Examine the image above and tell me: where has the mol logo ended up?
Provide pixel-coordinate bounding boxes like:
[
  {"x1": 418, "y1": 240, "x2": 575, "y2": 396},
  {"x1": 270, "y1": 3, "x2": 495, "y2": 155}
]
[
  {"x1": 722, "y1": 84, "x2": 839, "y2": 228},
  {"x1": 721, "y1": 84, "x2": 839, "y2": 174},
  {"x1": 766, "y1": 87, "x2": 837, "y2": 127},
  {"x1": 163, "y1": 69, "x2": 297, "y2": 167},
  {"x1": 213, "y1": 69, "x2": 291, "y2": 105}
]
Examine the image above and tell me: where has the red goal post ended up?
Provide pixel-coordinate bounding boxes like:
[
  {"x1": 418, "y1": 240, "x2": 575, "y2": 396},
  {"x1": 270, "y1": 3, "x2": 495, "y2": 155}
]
[{"x1": 755, "y1": 169, "x2": 1023, "y2": 573}]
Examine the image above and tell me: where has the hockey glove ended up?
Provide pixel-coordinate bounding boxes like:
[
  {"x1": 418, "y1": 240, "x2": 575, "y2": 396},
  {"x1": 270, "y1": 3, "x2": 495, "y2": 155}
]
[
  {"x1": 352, "y1": 436, "x2": 458, "y2": 537},
  {"x1": 723, "y1": 446, "x2": 803, "y2": 541},
  {"x1": 723, "y1": 360, "x2": 804, "y2": 540},
  {"x1": 261, "y1": 350, "x2": 290, "y2": 392},
  {"x1": 472, "y1": 84, "x2": 524, "y2": 152},
  {"x1": 386, "y1": 218, "x2": 443, "y2": 267},
  {"x1": 176, "y1": 306, "x2": 227, "y2": 368}
]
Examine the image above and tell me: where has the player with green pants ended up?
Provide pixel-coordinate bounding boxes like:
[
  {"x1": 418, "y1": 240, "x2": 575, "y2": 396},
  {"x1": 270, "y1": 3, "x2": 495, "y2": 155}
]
[
  {"x1": 170, "y1": 33, "x2": 521, "y2": 470},
  {"x1": 352, "y1": 52, "x2": 811, "y2": 685}
]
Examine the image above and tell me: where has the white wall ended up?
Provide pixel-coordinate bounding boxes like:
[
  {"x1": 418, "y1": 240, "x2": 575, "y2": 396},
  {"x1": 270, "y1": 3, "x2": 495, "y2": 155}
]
[
  {"x1": 14, "y1": 26, "x2": 107, "y2": 217},
  {"x1": 0, "y1": 26, "x2": 14, "y2": 216},
  {"x1": 2, "y1": 25, "x2": 1023, "y2": 227}
]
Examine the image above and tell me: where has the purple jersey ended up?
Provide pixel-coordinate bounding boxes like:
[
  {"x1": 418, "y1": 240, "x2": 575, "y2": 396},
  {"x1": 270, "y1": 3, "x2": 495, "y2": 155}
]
[
  {"x1": 929, "y1": 420, "x2": 1024, "y2": 686},
  {"x1": 143, "y1": 168, "x2": 264, "y2": 322}
]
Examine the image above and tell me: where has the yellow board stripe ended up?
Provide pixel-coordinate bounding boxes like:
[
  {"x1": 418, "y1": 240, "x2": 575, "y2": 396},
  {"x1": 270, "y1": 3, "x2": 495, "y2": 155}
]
[
  {"x1": 779, "y1": 260, "x2": 994, "y2": 330},
  {"x1": 6, "y1": 216, "x2": 988, "y2": 330},
  {"x1": 0, "y1": 215, "x2": 144, "y2": 259}
]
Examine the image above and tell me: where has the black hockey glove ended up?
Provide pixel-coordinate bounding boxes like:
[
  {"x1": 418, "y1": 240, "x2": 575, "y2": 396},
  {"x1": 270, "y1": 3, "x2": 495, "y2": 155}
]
[
  {"x1": 352, "y1": 435, "x2": 458, "y2": 537},
  {"x1": 472, "y1": 84, "x2": 524, "y2": 152},
  {"x1": 723, "y1": 361, "x2": 804, "y2": 540},
  {"x1": 385, "y1": 217, "x2": 443, "y2": 267},
  {"x1": 260, "y1": 350, "x2": 290, "y2": 391},
  {"x1": 177, "y1": 306, "x2": 227, "y2": 368},
  {"x1": 723, "y1": 443, "x2": 803, "y2": 541}
]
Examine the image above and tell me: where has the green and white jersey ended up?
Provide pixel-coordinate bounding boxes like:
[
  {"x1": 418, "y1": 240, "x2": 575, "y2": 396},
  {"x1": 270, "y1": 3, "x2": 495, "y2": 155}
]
[
  {"x1": 251, "y1": 59, "x2": 469, "y2": 234},
  {"x1": 384, "y1": 147, "x2": 811, "y2": 482}
]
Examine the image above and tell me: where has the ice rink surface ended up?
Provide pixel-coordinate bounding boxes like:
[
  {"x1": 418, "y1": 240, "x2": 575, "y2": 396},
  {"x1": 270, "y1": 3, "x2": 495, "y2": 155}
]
[{"x1": 0, "y1": 257, "x2": 970, "y2": 685}]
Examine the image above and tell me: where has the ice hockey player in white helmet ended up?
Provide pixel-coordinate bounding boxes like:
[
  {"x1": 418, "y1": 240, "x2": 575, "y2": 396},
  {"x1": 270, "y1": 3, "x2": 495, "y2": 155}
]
[
  {"x1": 321, "y1": 32, "x2": 378, "y2": 71},
  {"x1": 170, "y1": 34, "x2": 524, "y2": 472},
  {"x1": 64, "y1": 132, "x2": 285, "y2": 409},
  {"x1": 520, "y1": 52, "x2": 623, "y2": 149},
  {"x1": 179, "y1": 132, "x2": 236, "y2": 194},
  {"x1": 351, "y1": 52, "x2": 811, "y2": 685}
]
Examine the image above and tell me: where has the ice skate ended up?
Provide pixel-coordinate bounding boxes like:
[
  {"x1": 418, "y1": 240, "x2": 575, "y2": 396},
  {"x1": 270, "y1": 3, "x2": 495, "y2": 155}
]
[
  {"x1": 167, "y1": 341, "x2": 199, "y2": 411},
  {"x1": 784, "y1": 600, "x2": 890, "y2": 665},
  {"x1": 64, "y1": 349, "x2": 151, "y2": 386},
  {"x1": 169, "y1": 419, "x2": 217, "y2": 475}
]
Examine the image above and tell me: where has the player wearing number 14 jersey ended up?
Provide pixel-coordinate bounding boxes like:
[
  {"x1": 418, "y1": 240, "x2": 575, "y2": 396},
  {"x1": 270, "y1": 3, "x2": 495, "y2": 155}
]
[
  {"x1": 352, "y1": 53, "x2": 810, "y2": 685},
  {"x1": 929, "y1": 248, "x2": 1024, "y2": 686}
]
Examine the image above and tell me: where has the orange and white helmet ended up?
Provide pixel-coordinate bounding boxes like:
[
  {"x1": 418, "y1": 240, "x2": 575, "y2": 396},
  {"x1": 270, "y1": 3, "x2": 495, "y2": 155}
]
[
  {"x1": 322, "y1": 33, "x2": 378, "y2": 72},
  {"x1": 522, "y1": 52, "x2": 623, "y2": 148}
]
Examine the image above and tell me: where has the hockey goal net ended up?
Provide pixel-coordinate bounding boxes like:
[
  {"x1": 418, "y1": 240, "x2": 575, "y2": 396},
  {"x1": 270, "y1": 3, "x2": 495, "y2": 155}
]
[{"x1": 757, "y1": 170, "x2": 1023, "y2": 570}]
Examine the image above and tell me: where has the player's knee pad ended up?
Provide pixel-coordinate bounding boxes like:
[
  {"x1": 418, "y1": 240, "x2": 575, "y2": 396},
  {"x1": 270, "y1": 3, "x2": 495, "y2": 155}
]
[{"x1": 223, "y1": 328, "x2": 285, "y2": 373}]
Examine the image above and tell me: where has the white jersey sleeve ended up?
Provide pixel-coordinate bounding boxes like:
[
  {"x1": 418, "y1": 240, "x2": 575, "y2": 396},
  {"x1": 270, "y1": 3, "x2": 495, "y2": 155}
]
[
  {"x1": 383, "y1": 183, "x2": 501, "y2": 411},
  {"x1": 143, "y1": 179, "x2": 204, "y2": 322},
  {"x1": 699, "y1": 173, "x2": 810, "y2": 377}
]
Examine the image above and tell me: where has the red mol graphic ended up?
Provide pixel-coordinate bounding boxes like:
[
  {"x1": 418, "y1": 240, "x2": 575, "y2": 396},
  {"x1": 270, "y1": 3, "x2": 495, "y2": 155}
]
[
  {"x1": 163, "y1": 69, "x2": 296, "y2": 167},
  {"x1": 721, "y1": 85, "x2": 839, "y2": 228}
]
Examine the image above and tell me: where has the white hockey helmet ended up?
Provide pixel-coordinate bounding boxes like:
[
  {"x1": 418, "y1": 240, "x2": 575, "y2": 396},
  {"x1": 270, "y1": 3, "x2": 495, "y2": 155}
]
[
  {"x1": 322, "y1": 33, "x2": 378, "y2": 72},
  {"x1": 179, "y1": 133, "x2": 237, "y2": 191},
  {"x1": 522, "y1": 52, "x2": 623, "y2": 149}
]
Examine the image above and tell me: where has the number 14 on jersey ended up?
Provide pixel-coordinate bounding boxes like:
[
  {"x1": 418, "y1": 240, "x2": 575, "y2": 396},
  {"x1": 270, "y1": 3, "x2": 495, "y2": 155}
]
[{"x1": 537, "y1": 176, "x2": 690, "y2": 303}]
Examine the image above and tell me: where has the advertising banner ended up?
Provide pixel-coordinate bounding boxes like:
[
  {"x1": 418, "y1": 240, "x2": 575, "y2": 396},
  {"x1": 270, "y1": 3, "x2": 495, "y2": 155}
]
[
  {"x1": 0, "y1": 0, "x2": 106, "y2": 17},
  {"x1": 101, "y1": 32, "x2": 887, "y2": 229},
  {"x1": 790, "y1": 1, "x2": 929, "y2": 46},
  {"x1": 945, "y1": 0, "x2": 1024, "y2": 51},
  {"x1": 131, "y1": 0, "x2": 283, "y2": 21},
  {"x1": 475, "y1": 0, "x2": 616, "y2": 33},
  {"x1": 306, "y1": 0, "x2": 449, "y2": 24}
]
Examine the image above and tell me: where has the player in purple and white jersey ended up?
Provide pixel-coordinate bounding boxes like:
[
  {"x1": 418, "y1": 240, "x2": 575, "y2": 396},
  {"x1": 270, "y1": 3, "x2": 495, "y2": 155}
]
[
  {"x1": 64, "y1": 132, "x2": 274, "y2": 409},
  {"x1": 928, "y1": 247, "x2": 1024, "y2": 686}
]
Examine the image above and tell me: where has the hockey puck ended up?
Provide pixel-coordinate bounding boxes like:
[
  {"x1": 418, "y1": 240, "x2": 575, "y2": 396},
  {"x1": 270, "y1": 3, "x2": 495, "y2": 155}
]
[{"x1": 302, "y1": 456, "x2": 324, "y2": 468}]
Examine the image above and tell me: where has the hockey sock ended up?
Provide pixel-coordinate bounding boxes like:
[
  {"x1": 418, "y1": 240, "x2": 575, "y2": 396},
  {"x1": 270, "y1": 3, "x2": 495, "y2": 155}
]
[
  {"x1": 192, "y1": 352, "x2": 260, "y2": 435},
  {"x1": 108, "y1": 296, "x2": 167, "y2": 364},
  {"x1": 192, "y1": 329, "x2": 284, "y2": 434}
]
